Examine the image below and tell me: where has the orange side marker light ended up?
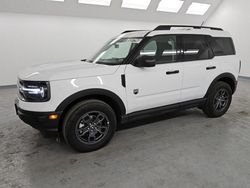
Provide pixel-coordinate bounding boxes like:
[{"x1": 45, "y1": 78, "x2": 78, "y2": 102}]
[{"x1": 48, "y1": 114, "x2": 58, "y2": 120}]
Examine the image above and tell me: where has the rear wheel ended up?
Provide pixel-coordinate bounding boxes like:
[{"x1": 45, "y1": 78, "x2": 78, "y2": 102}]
[
  {"x1": 63, "y1": 100, "x2": 117, "y2": 152},
  {"x1": 202, "y1": 81, "x2": 232, "y2": 118}
]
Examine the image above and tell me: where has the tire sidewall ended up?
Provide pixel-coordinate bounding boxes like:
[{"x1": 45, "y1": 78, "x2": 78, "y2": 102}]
[
  {"x1": 207, "y1": 82, "x2": 232, "y2": 117},
  {"x1": 63, "y1": 100, "x2": 117, "y2": 152}
]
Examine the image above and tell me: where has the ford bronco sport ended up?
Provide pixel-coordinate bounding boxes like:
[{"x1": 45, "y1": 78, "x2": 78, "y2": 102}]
[{"x1": 15, "y1": 25, "x2": 240, "y2": 152}]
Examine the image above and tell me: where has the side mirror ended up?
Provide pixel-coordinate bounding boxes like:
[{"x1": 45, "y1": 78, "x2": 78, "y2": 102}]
[{"x1": 133, "y1": 56, "x2": 156, "y2": 68}]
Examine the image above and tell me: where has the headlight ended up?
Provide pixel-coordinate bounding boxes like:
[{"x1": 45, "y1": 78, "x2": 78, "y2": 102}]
[{"x1": 18, "y1": 80, "x2": 50, "y2": 102}]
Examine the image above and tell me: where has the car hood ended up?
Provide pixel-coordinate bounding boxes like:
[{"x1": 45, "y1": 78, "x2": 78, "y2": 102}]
[{"x1": 18, "y1": 60, "x2": 119, "y2": 81}]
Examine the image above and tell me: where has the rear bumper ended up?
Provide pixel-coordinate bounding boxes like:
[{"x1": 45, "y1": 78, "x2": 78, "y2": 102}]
[{"x1": 15, "y1": 100, "x2": 62, "y2": 132}]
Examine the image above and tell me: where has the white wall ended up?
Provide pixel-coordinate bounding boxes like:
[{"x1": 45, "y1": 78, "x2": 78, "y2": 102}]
[
  {"x1": 0, "y1": 13, "x2": 161, "y2": 86},
  {"x1": 206, "y1": 0, "x2": 250, "y2": 77}
]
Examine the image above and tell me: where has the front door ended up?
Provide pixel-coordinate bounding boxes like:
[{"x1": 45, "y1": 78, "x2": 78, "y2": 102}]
[{"x1": 125, "y1": 35, "x2": 183, "y2": 114}]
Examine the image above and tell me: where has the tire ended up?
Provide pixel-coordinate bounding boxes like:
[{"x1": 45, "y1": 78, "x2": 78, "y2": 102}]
[
  {"x1": 63, "y1": 99, "x2": 117, "y2": 152},
  {"x1": 202, "y1": 81, "x2": 232, "y2": 118}
]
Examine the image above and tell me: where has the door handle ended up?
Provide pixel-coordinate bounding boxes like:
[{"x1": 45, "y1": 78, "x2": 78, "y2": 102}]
[
  {"x1": 206, "y1": 66, "x2": 216, "y2": 70},
  {"x1": 166, "y1": 70, "x2": 179, "y2": 75}
]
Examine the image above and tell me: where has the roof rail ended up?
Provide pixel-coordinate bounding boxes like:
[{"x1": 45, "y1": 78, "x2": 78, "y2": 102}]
[
  {"x1": 121, "y1": 30, "x2": 146, "y2": 34},
  {"x1": 154, "y1": 25, "x2": 223, "y2": 31}
]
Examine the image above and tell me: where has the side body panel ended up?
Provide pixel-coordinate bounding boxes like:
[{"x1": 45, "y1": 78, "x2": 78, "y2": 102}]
[
  {"x1": 180, "y1": 59, "x2": 209, "y2": 102},
  {"x1": 216, "y1": 55, "x2": 240, "y2": 81},
  {"x1": 125, "y1": 63, "x2": 183, "y2": 113}
]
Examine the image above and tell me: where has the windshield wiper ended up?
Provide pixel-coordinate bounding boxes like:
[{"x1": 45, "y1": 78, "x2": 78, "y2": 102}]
[
  {"x1": 96, "y1": 62, "x2": 121, "y2": 66},
  {"x1": 81, "y1": 59, "x2": 93, "y2": 63}
]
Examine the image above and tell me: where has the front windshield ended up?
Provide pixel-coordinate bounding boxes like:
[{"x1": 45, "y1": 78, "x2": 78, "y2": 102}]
[{"x1": 89, "y1": 37, "x2": 142, "y2": 65}]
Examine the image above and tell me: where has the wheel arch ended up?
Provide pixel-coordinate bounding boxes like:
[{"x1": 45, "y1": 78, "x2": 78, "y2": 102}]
[
  {"x1": 56, "y1": 89, "x2": 126, "y2": 131},
  {"x1": 205, "y1": 73, "x2": 237, "y2": 97}
]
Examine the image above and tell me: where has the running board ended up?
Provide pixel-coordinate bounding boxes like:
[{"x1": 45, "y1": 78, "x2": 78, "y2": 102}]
[{"x1": 121, "y1": 98, "x2": 206, "y2": 124}]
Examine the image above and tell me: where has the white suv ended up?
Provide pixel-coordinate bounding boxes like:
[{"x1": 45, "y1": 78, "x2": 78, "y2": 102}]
[{"x1": 15, "y1": 25, "x2": 240, "y2": 152}]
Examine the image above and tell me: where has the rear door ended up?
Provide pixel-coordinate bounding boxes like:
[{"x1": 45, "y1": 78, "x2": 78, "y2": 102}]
[{"x1": 180, "y1": 35, "x2": 214, "y2": 102}]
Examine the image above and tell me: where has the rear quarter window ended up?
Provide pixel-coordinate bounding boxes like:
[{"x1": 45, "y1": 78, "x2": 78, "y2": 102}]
[{"x1": 210, "y1": 37, "x2": 236, "y2": 56}]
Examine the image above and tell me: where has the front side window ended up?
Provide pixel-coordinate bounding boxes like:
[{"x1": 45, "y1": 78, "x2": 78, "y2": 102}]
[
  {"x1": 140, "y1": 40, "x2": 157, "y2": 56},
  {"x1": 139, "y1": 35, "x2": 177, "y2": 64},
  {"x1": 182, "y1": 35, "x2": 213, "y2": 61},
  {"x1": 89, "y1": 37, "x2": 142, "y2": 65}
]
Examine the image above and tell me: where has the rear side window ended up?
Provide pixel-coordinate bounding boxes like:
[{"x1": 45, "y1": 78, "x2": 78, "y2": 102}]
[
  {"x1": 182, "y1": 35, "x2": 213, "y2": 61},
  {"x1": 209, "y1": 37, "x2": 235, "y2": 56}
]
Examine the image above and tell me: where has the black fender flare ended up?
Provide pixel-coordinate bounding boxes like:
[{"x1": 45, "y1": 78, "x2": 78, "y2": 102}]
[
  {"x1": 205, "y1": 72, "x2": 237, "y2": 97},
  {"x1": 55, "y1": 89, "x2": 126, "y2": 115}
]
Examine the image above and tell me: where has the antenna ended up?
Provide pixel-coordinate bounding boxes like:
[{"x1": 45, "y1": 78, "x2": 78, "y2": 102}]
[{"x1": 201, "y1": 21, "x2": 205, "y2": 27}]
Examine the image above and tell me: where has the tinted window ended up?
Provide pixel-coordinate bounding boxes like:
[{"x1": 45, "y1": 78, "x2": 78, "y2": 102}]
[
  {"x1": 182, "y1": 35, "x2": 213, "y2": 61},
  {"x1": 90, "y1": 38, "x2": 142, "y2": 65},
  {"x1": 140, "y1": 40, "x2": 157, "y2": 56},
  {"x1": 140, "y1": 35, "x2": 177, "y2": 64},
  {"x1": 210, "y1": 37, "x2": 235, "y2": 56}
]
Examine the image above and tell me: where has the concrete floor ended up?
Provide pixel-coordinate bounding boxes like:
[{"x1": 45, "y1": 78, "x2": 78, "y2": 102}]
[{"x1": 1, "y1": 78, "x2": 250, "y2": 188}]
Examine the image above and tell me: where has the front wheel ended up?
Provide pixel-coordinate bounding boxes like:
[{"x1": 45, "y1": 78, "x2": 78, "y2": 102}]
[
  {"x1": 63, "y1": 100, "x2": 117, "y2": 152},
  {"x1": 202, "y1": 81, "x2": 232, "y2": 118}
]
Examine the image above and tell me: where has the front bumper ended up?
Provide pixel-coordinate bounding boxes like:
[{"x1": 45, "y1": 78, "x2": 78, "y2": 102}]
[{"x1": 15, "y1": 100, "x2": 62, "y2": 132}]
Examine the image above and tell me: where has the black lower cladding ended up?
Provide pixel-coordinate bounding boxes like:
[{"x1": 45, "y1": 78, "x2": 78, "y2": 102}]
[
  {"x1": 121, "y1": 98, "x2": 207, "y2": 124},
  {"x1": 15, "y1": 103, "x2": 62, "y2": 131},
  {"x1": 15, "y1": 98, "x2": 206, "y2": 131}
]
